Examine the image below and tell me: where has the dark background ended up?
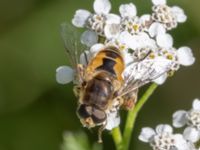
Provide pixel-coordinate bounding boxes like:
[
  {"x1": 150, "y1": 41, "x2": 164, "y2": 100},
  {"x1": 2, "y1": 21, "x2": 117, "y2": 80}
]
[{"x1": 0, "y1": 0, "x2": 199, "y2": 149}]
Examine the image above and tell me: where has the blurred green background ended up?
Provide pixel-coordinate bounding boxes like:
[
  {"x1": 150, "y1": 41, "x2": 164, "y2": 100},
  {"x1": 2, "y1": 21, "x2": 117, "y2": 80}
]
[{"x1": 0, "y1": 0, "x2": 199, "y2": 150}]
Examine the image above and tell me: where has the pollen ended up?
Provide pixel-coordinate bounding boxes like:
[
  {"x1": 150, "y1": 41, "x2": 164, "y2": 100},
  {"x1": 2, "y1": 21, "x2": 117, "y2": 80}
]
[
  {"x1": 166, "y1": 54, "x2": 173, "y2": 60},
  {"x1": 132, "y1": 24, "x2": 139, "y2": 31},
  {"x1": 149, "y1": 53, "x2": 155, "y2": 59},
  {"x1": 119, "y1": 45, "x2": 126, "y2": 51}
]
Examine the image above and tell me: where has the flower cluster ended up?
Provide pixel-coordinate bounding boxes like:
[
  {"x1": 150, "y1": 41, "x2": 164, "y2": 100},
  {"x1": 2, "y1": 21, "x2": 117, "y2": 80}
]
[
  {"x1": 57, "y1": 0, "x2": 194, "y2": 85},
  {"x1": 139, "y1": 99, "x2": 200, "y2": 150},
  {"x1": 56, "y1": 0, "x2": 195, "y2": 131}
]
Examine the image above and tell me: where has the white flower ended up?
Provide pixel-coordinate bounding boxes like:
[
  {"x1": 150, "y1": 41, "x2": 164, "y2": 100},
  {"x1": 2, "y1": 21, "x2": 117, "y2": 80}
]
[
  {"x1": 105, "y1": 31, "x2": 131, "y2": 51},
  {"x1": 56, "y1": 66, "x2": 74, "y2": 84},
  {"x1": 173, "y1": 99, "x2": 200, "y2": 143},
  {"x1": 139, "y1": 124, "x2": 191, "y2": 150},
  {"x1": 72, "y1": 0, "x2": 111, "y2": 28},
  {"x1": 72, "y1": 0, "x2": 120, "y2": 37},
  {"x1": 119, "y1": 3, "x2": 152, "y2": 36},
  {"x1": 151, "y1": 0, "x2": 187, "y2": 30},
  {"x1": 120, "y1": 16, "x2": 142, "y2": 35},
  {"x1": 158, "y1": 46, "x2": 195, "y2": 71}
]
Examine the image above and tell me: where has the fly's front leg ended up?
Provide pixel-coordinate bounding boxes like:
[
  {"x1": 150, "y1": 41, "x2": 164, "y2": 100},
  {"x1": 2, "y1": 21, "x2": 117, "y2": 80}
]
[
  {"x1": 76, "y1": 64, "x2": 85, "y2": 83},
  {"x1": 73, "y1": 64, "x2": 86, "y2": 97},
  {"x1": 73, "y1": 85, "x2": 81, "y2": 97}
]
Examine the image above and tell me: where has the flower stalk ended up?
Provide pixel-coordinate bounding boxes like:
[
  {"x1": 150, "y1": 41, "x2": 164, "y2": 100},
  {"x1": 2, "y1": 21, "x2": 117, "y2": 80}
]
[
  {"x1": 111, "y1": 127, "x2": 123, "y2": 150},
  {"x1": 112, "y1": 83, "x2": 158, "y2": 150}
]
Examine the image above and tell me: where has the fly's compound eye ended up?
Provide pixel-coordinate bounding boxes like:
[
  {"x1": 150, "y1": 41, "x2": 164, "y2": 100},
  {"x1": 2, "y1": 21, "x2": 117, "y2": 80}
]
[
  {"x1": 77, "y1": 104, "x2": 92, "y2": 119},
  {"x1": 91, "y1": 108, "x2": 106, "y2": 124}
]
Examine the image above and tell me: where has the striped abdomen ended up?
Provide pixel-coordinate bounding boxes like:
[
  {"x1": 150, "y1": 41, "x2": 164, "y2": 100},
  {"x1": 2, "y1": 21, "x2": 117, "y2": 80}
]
[{"x1": 86, "y1": 46, "x2": 125, "y2": 81}]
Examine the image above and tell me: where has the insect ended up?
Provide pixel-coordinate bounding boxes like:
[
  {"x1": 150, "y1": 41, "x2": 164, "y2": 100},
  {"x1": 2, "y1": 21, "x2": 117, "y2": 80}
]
[{"x1": 60, "y1": 22, "x2": 170, "y2": 142}]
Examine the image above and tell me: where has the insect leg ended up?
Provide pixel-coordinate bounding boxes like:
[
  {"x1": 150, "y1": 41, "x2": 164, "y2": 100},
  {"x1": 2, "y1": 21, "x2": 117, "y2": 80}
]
[{"x1": 98, "y1": 121, "x2": 107, "y2": 143}]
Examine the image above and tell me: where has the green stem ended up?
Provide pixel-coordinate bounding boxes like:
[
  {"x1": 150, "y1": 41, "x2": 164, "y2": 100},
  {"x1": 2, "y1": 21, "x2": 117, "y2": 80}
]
[
  {"x1": 122, "y1": 83, "x2": 158, "y2": 150},
  {"x1": 111, "y1": 127, "x2": 123, "y2": 150}
]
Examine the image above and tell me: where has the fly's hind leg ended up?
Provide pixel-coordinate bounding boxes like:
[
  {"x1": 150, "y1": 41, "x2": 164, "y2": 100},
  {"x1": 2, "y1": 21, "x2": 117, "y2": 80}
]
[
  {"x1": 122, "y1": 89, "x2": 138, "y2": 110},
  {"x1": 98, "y1": 121, "x2": 107, "y2": 143}
]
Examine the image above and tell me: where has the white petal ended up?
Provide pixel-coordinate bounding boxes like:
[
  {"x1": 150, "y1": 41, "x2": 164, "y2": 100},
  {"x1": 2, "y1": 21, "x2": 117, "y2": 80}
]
[
  {"x1": 149, "y1": 22, "x2": 166, "y2": 37},
  {"x1": 80, "y1": 50, "x2": 91, "y2": 65},
  {"x1": 140, "y1": 14, "x2": 151, "y2": 23},
  {"x1": 177, "y1": 47, "x2": 195, "y2": 66},
  {"x1": 156, "y1": 33, "x2": 173, "y2": 48},
  {"x1": 173, "y1": 134, "x2": 190, "y2": 150},
  {"x1": 137, "y1": 32, "x2": 156, "y2": 49},
  {"x1": 125, "y1": 32, "x2": 156, "y2": 50},
  {"x1": 118, "y1": 31, "x2": 133, "y2": 48},
  {"x1": 81, "y1": 30, "x2": 98, "y2": 47},
  {"x1": 172, "y1": 110, "x2": 188, "y2": 128},
  {"x1": 105, "y1": 111, "x2": 120, "y2": 130},
  {"x1": 56, "y1": 66, "x2": 74, "y2": 84},
  {"x1": 183, "y1": 127, "x2": 200, "y2": 143},
  {"x1": 119, "y1": 3, "x2": 137, "y2": 17},
  {"x1": 192, "y1": 98, "x2": 200, "y2": 110},
  {"x1": 156, "y1": 124, "x2": 173, "y2": 134},
  {"x1": 106, "y1": 14, "x2": 121, "y2": 24},
  {"x1": 104, "y1": 24, "x2": 120, "y2": 39},
  {"x1": 138, "y1": 127, "x2": 155, "y2": 142},
  {"x1": 72, "y1": 9, "x2": 91, "y2": 28},
  {"x1": 171, "y1": 6, "x2": 187, "y2": 23},
  {"x1": 90, "y1": 43, "x2": 104, "y2": 55},
  {"x1": 152, "y1": 0, "x2": 166, "y2": 5},
  {"x1": 93, "y1": 0, "x2": 111, "y2": 14},
  {"x1": 153, "y1": 73, "x2": 168, "y2": 85},
  {"x1": 122, "y1": 51, "x2": 134, "y2": 65}
]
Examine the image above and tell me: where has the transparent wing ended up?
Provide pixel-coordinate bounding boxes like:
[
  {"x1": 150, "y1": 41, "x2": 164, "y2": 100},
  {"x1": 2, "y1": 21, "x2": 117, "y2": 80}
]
[
  {"x1": 118, "y1": 57, "x2": 173, "y2": 97},
  {"x1": 60, "y1": 22, "x2": 87, "y2": 68}
]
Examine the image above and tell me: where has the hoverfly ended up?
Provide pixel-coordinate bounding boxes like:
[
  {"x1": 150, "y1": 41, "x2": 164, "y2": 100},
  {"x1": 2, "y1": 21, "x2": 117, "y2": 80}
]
[{"x1": 60, "y1": 22, "x2": 171, "y2": 143}]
